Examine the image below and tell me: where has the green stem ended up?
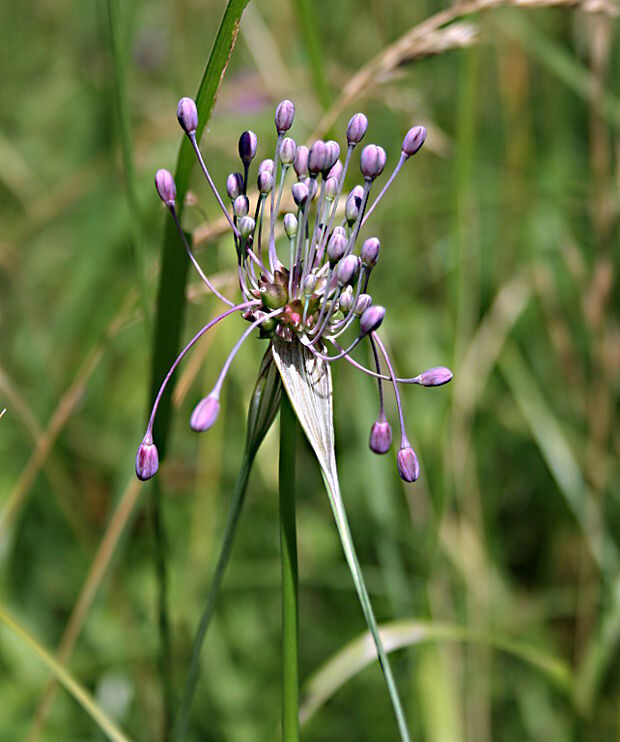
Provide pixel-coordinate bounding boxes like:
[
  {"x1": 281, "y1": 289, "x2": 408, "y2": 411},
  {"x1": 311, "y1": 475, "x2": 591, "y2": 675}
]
[
  {"x1": 279, "y1": 394, "x2": 299, "y2": 742},
  {"x1": 173, "y1": 451, "x2": 255, "y2": 742}
]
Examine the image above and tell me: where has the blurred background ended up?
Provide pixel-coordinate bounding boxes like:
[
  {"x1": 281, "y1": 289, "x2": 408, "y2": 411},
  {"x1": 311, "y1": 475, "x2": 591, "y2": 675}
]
[{"x1": 1, "y1": 0, "x2": 619, "y2": 739}]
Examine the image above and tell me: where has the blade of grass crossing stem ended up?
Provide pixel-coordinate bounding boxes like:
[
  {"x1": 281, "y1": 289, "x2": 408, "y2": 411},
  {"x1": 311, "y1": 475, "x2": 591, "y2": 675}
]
[
  {"x1": 106, "y1": 0, "x2": 151, "y2": 339},
  {"x1": 173, "y1": 350, "x2": 282, "y2": 741},
  {"x1": 279, "y1": 393, "x2": 299, "y2": 741},
  {"x1": 272, "y1": 338, "x2": 411, "y2": 742},
  {"x1": 0, "y1": 604, "x2": 131, "y2": 742}
]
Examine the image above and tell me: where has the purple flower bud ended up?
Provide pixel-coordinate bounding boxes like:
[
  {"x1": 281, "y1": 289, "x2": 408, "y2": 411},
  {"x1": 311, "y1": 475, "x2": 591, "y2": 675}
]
[
  {"x1": 325, "y1": 140, "x2": 340, "y2": 172},
  {"x1": 303, "y1": 274, "x2": 317, "y2": 296},
  {"x1": 325, "y1": 176, "x2": 339, "y2": 200},
  {"x1": 238, "y1": 215, "x2": 255, "y2": 239},
  {"x1": 415, "y1": 366, "x2": 453, "y2": 387},
  {"x1": 402, "y1": 126, "x2": 427, "y2": 158},
  {"x1": 226, "y1": 172, "x2": 244, "y2": 201},
  {"x1": 279, "y1": 137, "x2": 297, "y2": 165},
  {"x1": 292, "y1": 181, "x2": 309, "y2": 207},
  {"x1": 284, "y1": 212, "x2": 298, "y2": 238},
  {"x1": 233, "y1": 195, "x2": 249, "y2": 218},
  {"x1": 238, "y1": 130, "x2": 258, "y2": 164},
  {"x1": 369, "y1": 417, "x2": 392, "y2": 454},
  {"x1": 328, "y1": 160, "x2": 343, "y2": 182},
  {"x1": 336, "y1": 255, "x2": 360, "y2": 285},
  {"x1": 258, "y1": 158, "x2": 275, "y2": 174},
  {"x1": 190, "y1": 394, "x2": 220, "y2": 432},
  {"x1": 397, "y1": 445, "x2": 420, "y2": 483},
  {"x1": 257, "y1": 169, "x2": 273, "y2": 194},
  {"x1": 345, "y1": 185, "x2": 364, "y2": 223},
  {"x1": 293, "y1": 146, "x2": 309, "y2": 178},
  {"x1": 155, "y1": 169, "x2": 176, "y2": 206},
  {"x1": 360, "y1": 144, "x2": 387, "y2": 180},
  {"x1": 353, "y1": 293, "x2": 372, "y2": 315},
  {"x1": 135, "y1": 436, "x2": 159, "y2": 480},
  {"x1": 308, "y1": 141, "x2": 328, "y2": 175},
  {"x1": 359, "y1": 305, "x2": 385, "y2": 335},
  {"x1": 275, "y1": 99, "x2": 295, "y2": 133},
  {"x1": 326, "y1": 230, "x2": 347, "y2": 264},
  {"x1": 339, "y1": 286, "x2": 354, "y2": 312},
  {"x1": 177, "y1": 97, "x2": 198, "y2": 135},
  {"x1": 360, "y1": 237, "x2": 380, "y2": 268},
  {"x1": 347, "y1": 113, "x2": 368, "y2": 145}
]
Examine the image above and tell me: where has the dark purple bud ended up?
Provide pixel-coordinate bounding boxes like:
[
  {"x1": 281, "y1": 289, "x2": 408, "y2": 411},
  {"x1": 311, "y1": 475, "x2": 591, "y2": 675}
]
[
  {"x1": 339, "y1": 286, "x2": 354, "y2": 312},
  {"x1": 397, "y1": 445, "x2": 420, "y2": 483},
  {"x1": 238, "y1": 215, "x2": 255, "y2": 239},
  {"x1": 257, "y1": 170, "x2": 273, "y2": 194},
  {"x1": 336, "y1": 255, "x2": 360, "y2": 285},
  {"x1": 415, "y1": 366, "x2": 453, "y2": 387},
  {"x1": 345, "y1": 185, "x2": 364, "y2": 223},
  {"x1": 353, "y1": 293, "x2": 372, "y2": 315},
  {"x1": 293, "y1": 146, "x2": 309, "y2": 178},
  {"x1": 292, "y1": 181, "x2": 309, "y2": 207},
  {"x1": 326, "y1": 230, "x2": 347, "y2": 264},
  {"x1": 275, "y1": 99, "x2": 295, "y2": 133},
  {"x1": 347, "y1": 112, "x2": 368, "y2": 145},
  {"x1": 402, "y1": 126, "x2": 427, "y2": 158},
  {"x1": 238, "y1": 130, "x2": 258, "y2": 164},
  {"x1": 359, "y1": 305, "x2": 385, "y2": 335},
  {"x1": 325, "y1": 140, "x2": 340, "y2": 172},
  {"x1": 284, "y1": 213, "x2": 298, "y2": 238},
  {"x1": 233, "y1": 195, "x2": 249, "y2": 218},
  {"x1": 308, "y1": 141, "x2": 328, "y2": 175},
  {"x1": 360, "y1": 145, "x2": 387, "y2": 180},
  {"x1": 258, "y1": 158, "x2": 275, "y2": 174},
  {"x1": 369, "y1": 417, "x2": 392, "y2": 454},
  {"x1": 135, "y1": 436, "x2": 159, "y2": 481},
  {"x1": 177, "y1": 97, "x2": 198, "y2": 135},
  {"x1": 155, "y1": 169, "x2": 176, "y2": 206},
  {"x1": 226, "y1": 172, "x2": 244, "y2": 200},
  {"x1": 279, "y1": 137, "x2": 297, "y2": 165},
  {"x1": 361, "y1": 237, "x2": 380, "y2": 268},
  {"x1": 325, "y1": 176, "x2": 339, "y2": 199},
  {"x1": 328, "y1": 160, "x2": 343, "y2": 182},
  {"x1": 190, "y1": 394, "x2": 220, "y2": 432}
]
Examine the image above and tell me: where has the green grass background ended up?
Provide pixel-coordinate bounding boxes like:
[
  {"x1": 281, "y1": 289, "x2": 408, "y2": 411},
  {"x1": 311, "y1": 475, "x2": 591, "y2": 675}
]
[{"x1": 0, "y1": 0, "x2": 619, "y2": 739}]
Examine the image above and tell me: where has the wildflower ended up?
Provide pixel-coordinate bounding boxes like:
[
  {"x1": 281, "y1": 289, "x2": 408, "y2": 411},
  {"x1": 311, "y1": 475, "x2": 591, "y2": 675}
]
[{"x1": 136, "y1": 98, "x2": 451, "y2": 484}]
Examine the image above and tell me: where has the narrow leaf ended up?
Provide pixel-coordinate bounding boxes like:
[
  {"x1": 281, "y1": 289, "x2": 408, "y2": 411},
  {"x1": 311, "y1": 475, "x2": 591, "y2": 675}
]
[{"x1": 272, "y1": 338, "x2": 411, "y2": 742}]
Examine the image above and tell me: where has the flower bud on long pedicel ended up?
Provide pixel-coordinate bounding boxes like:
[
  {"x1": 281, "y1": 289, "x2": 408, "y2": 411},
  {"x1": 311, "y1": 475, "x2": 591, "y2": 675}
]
[
  {"x1": 354, "y1": 293, "x2": 372, "y2": 315},
  {"x1": 402, "y1": 126, "x2": 427, "y2": 158},
  {"x1": 238, "y1": 215, "x2": 256, "y2": 239},
  {"x1": 326, "y1": 229, "x2": 347, "y2": 264},
  {"x1": 275, "y1": 99, "x2": 295, "y2": 133},
  {"x1": 345, "y1": 186, "x2": 364, "y2": 223},
  {"x1": 360, "y1": 144, "x2": 387, "y2": 180},
  {"x1": 155, "y1": 169, "x2": 176, "y2": 206},
  {"x1": 416, "y1": 366, "x2": 453, "y2": 387},
  {"x1": 328, "y1": 160, "x2": 343, "y2": 182},
  {"x1": 190, "y1": 394, "x2": 220, "y2": 432},
  {"x1": 397, "y1": 445, "x2": 420, "y2": 482},
  {"x1": 361, "y1": 237, "x2": 380, "y2": 268},
  {"x1": 257, "y1": 170, "x2": 273, "y2": 194},
  {"x1": 339, "y1": 286, "x2": 354, "y2": 312},
  {"x1": 325, "y1": 140, "x2": 340, "y2": 172},
  {"x1": 308, "y1": 141, "x2": 328, "y2": 175},
  {"x1": 284, "y1": 212, "x2": 298, "y2": 238},
  {"x1": 177, "y1": 97, "x2": 198, "y2": 135},
  {"x1": 359, "y1": 305, "x2": 385, "y2": 335},
  {"x1": 233, "y1": 195, "x2": 249, "y2": 218},
  {"x1": 336, "y1": 255, "x2": 360, "y2": 286},
  {"x1": 293, "y1": 146, "x2": 309, "y2": 178},
  {"x1": 259, "y1": 158, "x2": 275, "y2": 175},
  {"x1": 369, "y1": 417, "x2": 392, "y2": 454},
  {"x1": 347, "y1": 112, "x2": 368, "y2": 145},
  {"x1": 303, "y1": 274, "x2": 317, "y2": 296},
  {"x1": 226, "y1": 172, "x2": 244, "y2": 200},
  {"x1": 136, "y1": 436, "x2": 159, "y2": 480},
  {"x1": 238, "y1": 130, "x2": 258, "y2": 164},
  {"x1": 292, "y1": 181, "x2": 309, "y2": 207},
  {"x1": 279, "y1": 137, "x2": 297, "y2": 165},
  {"x1": 325, "y1": 176, "x2": 339, "y2": 200}
]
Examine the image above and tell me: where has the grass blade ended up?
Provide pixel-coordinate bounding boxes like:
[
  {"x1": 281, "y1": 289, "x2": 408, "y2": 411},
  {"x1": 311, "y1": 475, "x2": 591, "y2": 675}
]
[{"x1": 0, "y1": 604, "x2": 131, "y2": 742}]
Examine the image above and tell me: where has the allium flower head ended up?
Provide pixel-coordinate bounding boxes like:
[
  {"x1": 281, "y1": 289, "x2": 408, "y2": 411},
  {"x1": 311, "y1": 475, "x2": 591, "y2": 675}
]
[{"x1": 137, "y1": 99, "x2": 451, "y2": 484}]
